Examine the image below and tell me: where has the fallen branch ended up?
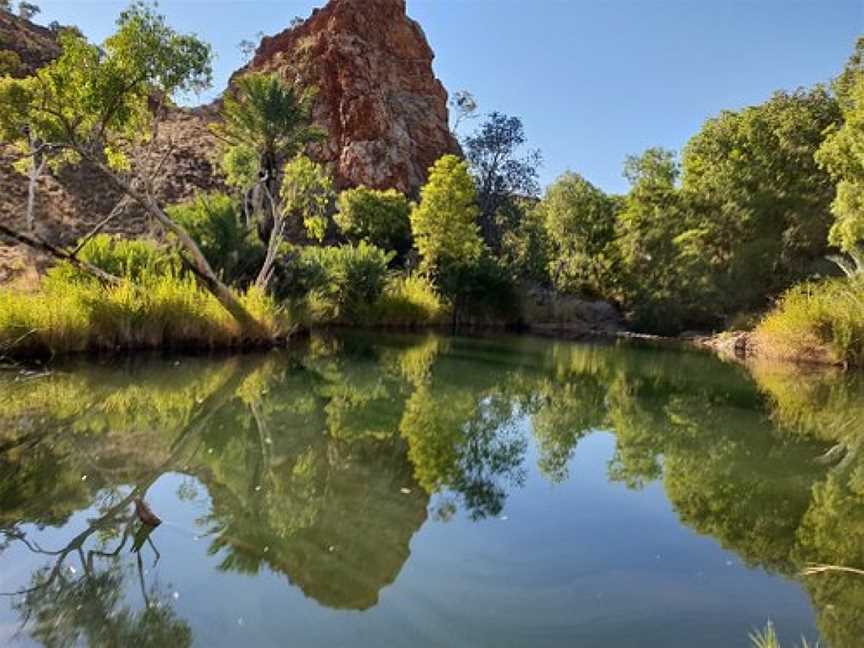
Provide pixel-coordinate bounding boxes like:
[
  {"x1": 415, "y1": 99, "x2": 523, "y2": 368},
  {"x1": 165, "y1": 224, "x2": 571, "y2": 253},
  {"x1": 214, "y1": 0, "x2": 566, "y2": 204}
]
[
  {"x1": 0, "y1": 224, "x2": 122, "y2": 285},
  {"x1": 801, "y1": 563, "x2": 864, "y2": 577}
]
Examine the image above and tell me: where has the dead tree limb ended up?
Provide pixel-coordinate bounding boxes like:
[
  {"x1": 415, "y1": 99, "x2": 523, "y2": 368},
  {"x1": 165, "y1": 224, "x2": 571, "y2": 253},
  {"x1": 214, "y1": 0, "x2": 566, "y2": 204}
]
[{"x1": 0, "y1": 223, "x2": 122, "y2": 285}]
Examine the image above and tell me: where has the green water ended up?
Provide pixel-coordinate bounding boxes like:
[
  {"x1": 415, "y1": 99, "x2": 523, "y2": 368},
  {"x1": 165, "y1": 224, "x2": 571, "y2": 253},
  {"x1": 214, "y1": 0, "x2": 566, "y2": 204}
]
[{"x1": 0, "y1": 333, "x2": 862, "y2": 647}]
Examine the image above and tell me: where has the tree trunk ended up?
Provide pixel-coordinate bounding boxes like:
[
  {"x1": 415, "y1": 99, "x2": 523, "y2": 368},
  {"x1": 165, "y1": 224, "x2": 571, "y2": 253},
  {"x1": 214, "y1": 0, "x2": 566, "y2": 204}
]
[{"x1": 89, "y1": 157, "x2": 270, "y2": 339}]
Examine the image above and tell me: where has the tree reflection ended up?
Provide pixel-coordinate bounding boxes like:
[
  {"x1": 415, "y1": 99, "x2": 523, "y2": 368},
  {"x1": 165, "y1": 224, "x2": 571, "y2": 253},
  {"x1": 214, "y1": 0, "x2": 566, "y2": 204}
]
[{"x1": 1, "y1": 337, "x2": 864, "y2": 646}]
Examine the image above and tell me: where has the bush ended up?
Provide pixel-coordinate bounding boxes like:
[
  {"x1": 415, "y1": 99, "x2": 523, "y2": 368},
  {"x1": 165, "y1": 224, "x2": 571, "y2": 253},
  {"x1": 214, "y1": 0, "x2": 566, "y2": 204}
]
[
  {"x1": 755, "y1": 277, "x2": 864, "y2": 366},
  {"x1": 0, "y1": 270, "x2": 293, "y2": 357},
  {"x1": 439, "y1": 255, "x2": 521, "y2": 327},
  {"x1": 368, "y1": 274, "x2": 448, "y2": 327},
  {"x1": 167, "y1": 193, "x2": 265, "y2": 286},
  {"x1": 335, "y1": 186, "x2": 412, "y2": 255},
  {"x1": 278, "y1": 242, "x2": 394, "y2": 324},
  {"x1": 57, "y1": 234, "x2": 181, "y2": 284}
]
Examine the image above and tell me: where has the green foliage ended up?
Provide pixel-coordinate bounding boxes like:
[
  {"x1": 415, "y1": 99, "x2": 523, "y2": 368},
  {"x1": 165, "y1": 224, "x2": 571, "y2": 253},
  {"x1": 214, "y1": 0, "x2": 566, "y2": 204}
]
[
  {"x1": 610, "y1": 87, "x2": 840, "y2": 333},
  {"x1": 0, "y1": 49, "x2": 22, "y2": 76},
  {"x1": 63, "y1": 234, "x2": 181, "y2": 283},
  {"x1": 755, "y1": 277, "x2": 864, "y2": 366},
  {"x1": 463, "y1": 112, "x2": 541, "y2": 249},
  {"x1": 212, "y1": 72, "x2": 322, "y2": 183},
  {"x1": 335, "y1": 186, "x2": 412, "y2": 255},
  {"x1": 614, "y1": 148, "x2": 695, "y2": 331},
  {"x1": 439, "y1": 255, "x2": 520, "y2": 326},
  {"x1": 410, "y1": 155, "x2": 485, "y2": 273},
  {"x1": 167, "y1": 193, "x2": 265, "y2": 285},
  {"x1": 816, "y1": 71, "x2": 864, "y2": 264},
  {"x1": 498, "y1": 199, "x2": 550, "y2": 284},
  {"x1": 0, "y1": 271, "x2": 290, "y2": 356},
  {"x1": 0, "y1": 2, "x2": 212, "y2": 173},
  {"x1": 542, "y1": 171, "x2": 620, "y2": 296},
  {"x1": 367, "y1": 274, "x2": 448, "y2": 327},
  {"x1": 280, "y1": 155, "x2": 335, "y2": 242},
  {"x1": 283, "y1": 243, "x2": 394, "y2": 323}
]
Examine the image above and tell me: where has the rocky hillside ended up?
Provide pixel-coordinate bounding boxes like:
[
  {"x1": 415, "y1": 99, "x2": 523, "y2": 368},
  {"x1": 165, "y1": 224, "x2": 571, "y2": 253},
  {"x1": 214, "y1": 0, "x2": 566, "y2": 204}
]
[
  {"x1": 241, "y1": 0, "x2": 459, "y2": 194},
  {"x1": 0, "y1": 0, "x2": 457, "y2": 283}
]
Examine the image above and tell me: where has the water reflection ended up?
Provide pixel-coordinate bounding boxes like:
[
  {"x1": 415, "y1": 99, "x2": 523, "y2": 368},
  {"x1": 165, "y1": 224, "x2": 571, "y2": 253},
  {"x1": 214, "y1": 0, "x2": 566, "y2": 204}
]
[{"x1": 0, "y1": 334, "x2": 863, "y2": 646}]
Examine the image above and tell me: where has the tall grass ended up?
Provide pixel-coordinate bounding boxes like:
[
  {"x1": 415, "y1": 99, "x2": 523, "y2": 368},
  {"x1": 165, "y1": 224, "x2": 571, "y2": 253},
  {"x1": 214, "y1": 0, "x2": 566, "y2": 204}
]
[
  {"x1": 0, "y1": 267, "x2": 293, "y2": 358},
  {"x1": 749, "y1": 621, "x2": 818, "y2": 648},
  {"x1": 755, "y1": 277, "x2": 864, "y2": 366}
]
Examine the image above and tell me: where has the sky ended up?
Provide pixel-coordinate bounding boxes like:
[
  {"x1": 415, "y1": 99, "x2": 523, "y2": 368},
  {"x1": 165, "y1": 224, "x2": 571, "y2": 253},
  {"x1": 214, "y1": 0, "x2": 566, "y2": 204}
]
[{"x1": 30, "y1": 0, "x2": 864, "y2": 194}]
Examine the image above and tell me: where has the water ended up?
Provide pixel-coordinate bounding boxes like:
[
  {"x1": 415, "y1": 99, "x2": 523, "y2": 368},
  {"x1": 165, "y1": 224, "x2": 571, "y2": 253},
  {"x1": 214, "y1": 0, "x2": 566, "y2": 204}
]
[{"x1": 0, "y1": 332, "x2": 862, "y2": 647}]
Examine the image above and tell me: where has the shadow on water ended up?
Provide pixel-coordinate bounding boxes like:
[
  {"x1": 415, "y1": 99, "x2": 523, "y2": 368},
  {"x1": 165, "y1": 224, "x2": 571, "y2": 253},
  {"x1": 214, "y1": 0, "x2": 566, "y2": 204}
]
[{"x1": 0, "y1": 332, "x2": 862, "y2": 646}]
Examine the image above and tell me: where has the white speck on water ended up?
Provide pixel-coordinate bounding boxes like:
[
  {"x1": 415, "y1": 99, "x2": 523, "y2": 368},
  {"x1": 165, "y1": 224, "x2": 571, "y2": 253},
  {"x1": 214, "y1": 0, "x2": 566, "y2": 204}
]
[
  {"x1": 237, "y1": 617, "x2": 245, "y2": 626},
  {"x1": 81, "y1": 475, "x2": 87, "y2": 481},
  {"x1": 68, "y1": 565, "x2": 76, "y2": 574},
  {"x1": 254, "y1": 485, "x2": 262, "y2": 492},
  {"x1": 207, "y1": 448, "x2": 214, "y2": 454},
  {"x1": 499, "y1": 515, "x2": 508, "y2": 521},
  {"x1": 174, "y1": 361, "x2": 181, "y2": 367},
  {"x1": 265, "y1": 438, "x2": 272, "y2": 445},
  {"x1": 400, "y1": 488, "x2": 411, "y2": 494},
  {"x1": 263, "y1": 546, "x2": 269, "y2": 553},
  {"x1": 328, "y1": 545, "x2": 335, "y2": 552},
  {"x1": 725, "y1": 560, "x2": 733, "y2": 567},
  {"x1": 656, "y1": 554, "x2": 661, "y2": 560},
  {"x1": 173, "y1": 591, "x2": 180, "y2": 600}
]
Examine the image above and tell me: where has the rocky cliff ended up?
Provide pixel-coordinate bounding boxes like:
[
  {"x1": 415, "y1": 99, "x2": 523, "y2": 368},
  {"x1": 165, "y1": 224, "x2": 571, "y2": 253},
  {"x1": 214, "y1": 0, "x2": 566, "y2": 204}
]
[
  {"x1": 241, "y1": 0, "x2": 459, "y2": 194},
  {"x1": 0, "y1": 0, "x2": 457, "y2": 282}
]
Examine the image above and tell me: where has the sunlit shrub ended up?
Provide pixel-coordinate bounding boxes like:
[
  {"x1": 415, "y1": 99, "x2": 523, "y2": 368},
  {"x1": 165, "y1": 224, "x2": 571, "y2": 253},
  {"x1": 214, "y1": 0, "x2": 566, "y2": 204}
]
[
  {"x1": 368, "y1": 274, "x2": 448, "y2": 327},
  {"x1": 755, "y1": 277, "x2": 864, "y2": 366}
]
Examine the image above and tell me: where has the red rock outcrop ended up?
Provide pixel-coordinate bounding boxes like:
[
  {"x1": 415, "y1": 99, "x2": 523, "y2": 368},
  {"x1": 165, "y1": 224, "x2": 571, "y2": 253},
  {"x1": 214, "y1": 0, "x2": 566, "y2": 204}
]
[{"x1": 241, "y1": 0, "x2": 459, "y2": 195}]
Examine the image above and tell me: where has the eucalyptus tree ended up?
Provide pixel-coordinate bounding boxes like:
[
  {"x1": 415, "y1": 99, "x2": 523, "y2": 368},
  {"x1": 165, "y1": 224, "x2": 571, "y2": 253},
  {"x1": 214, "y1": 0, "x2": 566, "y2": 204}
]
[
  {"x1": 0, "y1": 3, "x2": 268, "y2": 335},
  {"x1": 463, "y1": 112, "x2": 541, "y2": 249}
]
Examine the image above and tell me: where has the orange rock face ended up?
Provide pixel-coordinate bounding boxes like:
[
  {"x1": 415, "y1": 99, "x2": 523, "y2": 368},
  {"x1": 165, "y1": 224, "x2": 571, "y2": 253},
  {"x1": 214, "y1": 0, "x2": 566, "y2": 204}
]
[{"x1": 242, "y1": 0, "x2": 459, "y2": 195}]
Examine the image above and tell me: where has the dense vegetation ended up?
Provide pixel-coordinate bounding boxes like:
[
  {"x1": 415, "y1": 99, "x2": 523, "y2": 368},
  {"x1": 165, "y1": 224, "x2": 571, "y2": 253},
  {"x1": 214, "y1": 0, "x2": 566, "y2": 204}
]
[{"x1": 0, "y1": 3, "x2": 862, "y2": 363}]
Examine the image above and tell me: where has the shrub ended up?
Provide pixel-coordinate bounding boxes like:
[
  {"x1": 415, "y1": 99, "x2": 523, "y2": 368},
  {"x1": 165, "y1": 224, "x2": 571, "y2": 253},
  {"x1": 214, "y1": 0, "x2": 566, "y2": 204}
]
[
  {"x1": 335, "y1": 186, "x2": 412, "y2": 255},
  {"x1": 58, "y1": 234, "x2": 181, "y2": 284},
  {"x1": 439, "y1": 255, "x2": 520, "y2": 327},
  {"x1": 166, "y1": 193, "x2": 265, "y2": 286},
  {"x1": 278, "y1": 242, "x2": 393, "y2": 324},
  {"x1": 368, "y1": 274, "x2": 448, "y2": 327},
  {"x1": 755, "y1": 277, "x2": 864, "y2": 366}
]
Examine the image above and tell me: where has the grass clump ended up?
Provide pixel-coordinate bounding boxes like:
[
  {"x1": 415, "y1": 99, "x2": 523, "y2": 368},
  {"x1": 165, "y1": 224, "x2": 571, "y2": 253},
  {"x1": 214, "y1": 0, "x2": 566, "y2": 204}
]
[
  {"x1": 0, "y1": 236, "x2": 293, "y2": 358},
  {"x1": 367, "y1": 274, "x2": 448, "y2": 328},
  {"x1": 755, "y1": 277, "x2": 864, "y2": 366},
  {"x1": 749, "y1": 621, "x2": 818, "y2": 648}
]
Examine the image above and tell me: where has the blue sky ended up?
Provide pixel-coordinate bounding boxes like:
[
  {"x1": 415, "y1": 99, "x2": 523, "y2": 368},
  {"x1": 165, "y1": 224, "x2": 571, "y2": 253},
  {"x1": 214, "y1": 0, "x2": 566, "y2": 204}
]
[{"x1": 33, "y1": 0, "x2": 863, "y2": 193}]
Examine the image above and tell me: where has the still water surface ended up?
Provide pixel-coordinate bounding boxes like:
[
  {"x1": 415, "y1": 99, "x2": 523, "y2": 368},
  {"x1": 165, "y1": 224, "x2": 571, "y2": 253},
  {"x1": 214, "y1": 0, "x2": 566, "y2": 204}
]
[{"x1": 1, "y1": 333, "x2": 862, "y2": 647}]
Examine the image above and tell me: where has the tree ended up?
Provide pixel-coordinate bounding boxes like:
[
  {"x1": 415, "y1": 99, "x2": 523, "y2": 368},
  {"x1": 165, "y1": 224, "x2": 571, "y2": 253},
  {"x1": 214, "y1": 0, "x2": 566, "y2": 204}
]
[
  {"x1": 211, "y1": 72, "x2": 324, "y2": 244},
  {"x1": 252, "y1": 154, "x2": 334, "y2": 290},
  {"x1": 614, "y1": 148, "x2": 694, "y2": 331},
  {"x1": 17, "y1": 1, "x2": 38, "y2": 20},
  {"x1": 816, "y1": 43, "x2": 864, "y2": 274},
  {"x1": 542, "y1": 171, "x2": 620, "y2": 296},
  {"x1": 335, "y1": 186, "x2": 412, "y2": 255},
  {"x1": 0, "y1": 0, "x2": 11, "y2": 13},
  {"x1": 464, "y1": 112, "x2": 541, "y2": 249},
  {"x1": 680, "y1": 88, "x2": 840, "y2": 309},
  {"x1": 410, "y1": 155, "x2": 484, "y2": 273},
  {"x1": 0, "y1": 4, "x2": 271, "y2": 334},
  {"x1": 449, "y1": 89, "x2": 478, "y2": 134}
]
